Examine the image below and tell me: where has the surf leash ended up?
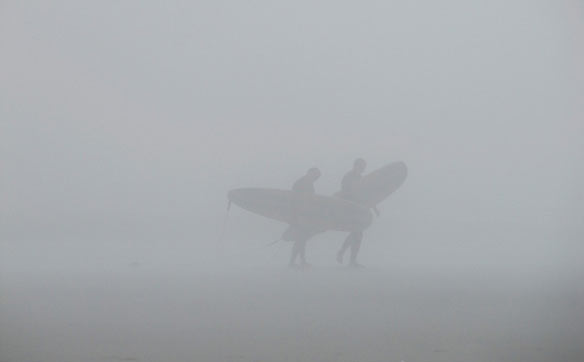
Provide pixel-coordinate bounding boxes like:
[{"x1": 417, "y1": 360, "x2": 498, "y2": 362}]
[
  {"x1": 216, "y1": 199, "x2": 232, "y2": 248},
  {"x1": 265, "y1": 238, "x2": 282, "y2": 247}
]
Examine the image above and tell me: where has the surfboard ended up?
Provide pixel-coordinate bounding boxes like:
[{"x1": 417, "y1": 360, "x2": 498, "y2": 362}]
[
  {"x1": 335, "y1": 161, "x2": 408, "y2": 208},
  {"x1": 228, "y1": 188, "x2": 372, "y2": 232}
]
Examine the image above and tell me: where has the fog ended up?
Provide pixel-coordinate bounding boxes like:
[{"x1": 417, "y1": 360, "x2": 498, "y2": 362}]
[{"x1": 1, "y1": 1, "x2": 583, "y2": 361}]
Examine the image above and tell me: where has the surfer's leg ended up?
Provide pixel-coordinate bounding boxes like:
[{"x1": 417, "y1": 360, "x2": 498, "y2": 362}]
[
  {"x1": 337, "y1": 232, "x2": 354, "y2": 264},
  {"x1": 349, "y1": 231, "x2": 363, "y2": 266}
]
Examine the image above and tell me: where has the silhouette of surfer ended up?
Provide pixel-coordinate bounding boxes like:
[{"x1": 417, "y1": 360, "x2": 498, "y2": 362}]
[
  {"x1": 336, "y1": 158, "x2": 376, "y2": 267},
  {"x1": 287, "y1": 167, "x2": 321, "y2": 267}
]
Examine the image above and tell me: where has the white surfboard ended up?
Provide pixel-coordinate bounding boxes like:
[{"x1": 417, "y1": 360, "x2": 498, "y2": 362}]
[
  {"x1": 335, "y1": 162, "x2": 407, "y2": 208},
  {"x1": 228, "y1": 188, "x2": 372, "y2": 232}
]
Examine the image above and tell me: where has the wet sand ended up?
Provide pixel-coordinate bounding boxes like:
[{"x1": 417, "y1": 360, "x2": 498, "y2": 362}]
[{"x1": 1, "y1": 265, "x2": 582, "y2": 362}]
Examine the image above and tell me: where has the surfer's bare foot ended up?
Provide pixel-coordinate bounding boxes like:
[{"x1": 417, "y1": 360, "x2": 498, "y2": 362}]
[
  {"x1": 300, "y1": 262, "x2": 312, "y2": 268},
  {"x1": 349, "y1": 262, "x2": 365, "y2": 268},
  {"x1": 336, "y1": 251, "x2": 343, "y2": 264}
]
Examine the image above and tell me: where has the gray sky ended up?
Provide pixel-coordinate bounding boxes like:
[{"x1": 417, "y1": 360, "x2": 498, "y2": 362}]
[{"x1": 1, "y1": 1, "x2": 582, "y2": 257}]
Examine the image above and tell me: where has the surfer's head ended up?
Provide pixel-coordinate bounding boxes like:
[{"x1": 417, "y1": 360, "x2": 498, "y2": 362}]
[
  {"x1": 353, "y1": 158, "x2": 366, "y2": 174},
  {"x1": 307, "y1": 167, "x2": 321, "y2": 181}
]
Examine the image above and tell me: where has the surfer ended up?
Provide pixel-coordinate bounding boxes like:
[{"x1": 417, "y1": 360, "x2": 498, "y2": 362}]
[
  {"x1": 336, "y1": 158, "x2": 371, "y2": 267},
  {"x1": 288, "y1": 167, "x2": 321, "y2": 267},
  {"x1": 292, "y1": 167, "x2": 321, "y2": 195}
]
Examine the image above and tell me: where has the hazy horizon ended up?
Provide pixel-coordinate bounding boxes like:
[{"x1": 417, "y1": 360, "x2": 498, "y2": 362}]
[{"x1": 1, "y1": 1, "x2": 583, "y2": 361}]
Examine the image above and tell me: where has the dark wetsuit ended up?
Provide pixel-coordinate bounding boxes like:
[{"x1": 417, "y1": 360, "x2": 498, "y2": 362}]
[
  {"x1": 340, "y1": 170, "x2": 362, "y2": 202},
  {"x1": 292, "y1": 175, "x2": 315, "y2": 194},
  {"x1": 337, "y1": 170, "x2": 364, "y2": 264},
  {"x1": 288, "y1": 174, "x2": 316, "y2": 266}
]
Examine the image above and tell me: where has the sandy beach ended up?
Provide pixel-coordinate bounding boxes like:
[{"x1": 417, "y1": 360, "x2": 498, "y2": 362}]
[{"x1": 2, "y1": 260, "x2": 582, "y2": 362}]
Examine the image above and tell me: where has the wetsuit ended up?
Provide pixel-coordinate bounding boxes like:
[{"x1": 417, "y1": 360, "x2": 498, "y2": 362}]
[
  {"x1": 288, "y1": 174, "x2": 316, "y2": 266},
  {"x1": 337, "y1": 170, "x2": 364, "y2": 265}
]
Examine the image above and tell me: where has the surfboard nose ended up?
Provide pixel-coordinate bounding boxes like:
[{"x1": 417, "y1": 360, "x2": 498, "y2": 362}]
[
  {"x1": 227, "y1": 187, "x2": 371, "y2": 232},
  {"x1": 227, "y1": 188, "x2": 240, "y2": 202},
  {"x1": 228, "y1": 188, "x2": 278, "y2": 205},
  {"x1": 396, "y1": 161, "x2": 408, "y2": 178},
  {"x1": 227, "y1": 189, "x2": 241, "y2": 207}
]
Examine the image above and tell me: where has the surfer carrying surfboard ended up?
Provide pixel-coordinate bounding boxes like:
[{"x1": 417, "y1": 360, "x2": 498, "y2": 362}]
[
  {"x1": 288, "y1": 167, "x2": 321, "y2": 267},
  {"x1": 336, "y1": 158, "x2": 369, "y2": 267},
  {"x1": 228, "y1": 160, "x2": 406, "y2": 267}
]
